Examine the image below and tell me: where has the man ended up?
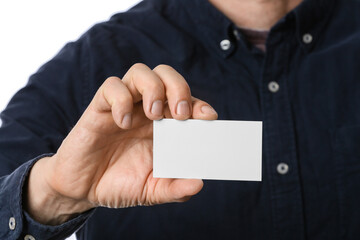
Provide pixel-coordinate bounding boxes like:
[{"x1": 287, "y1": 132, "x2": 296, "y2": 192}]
[{"x1": 0, "y1": 0, "x2": 359, "y2": 239}]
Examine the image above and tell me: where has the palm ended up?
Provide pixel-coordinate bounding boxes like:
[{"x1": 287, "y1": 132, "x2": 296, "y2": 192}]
[
  {"x1": 93, "y1": 119, "x2": 156, "y2": 208},
  {"x1": 91, "y1": 107, "x2": 199, "y2": 208},
  {"x1": 53, "y1": 104, "x2": 199, "y2": 209}
]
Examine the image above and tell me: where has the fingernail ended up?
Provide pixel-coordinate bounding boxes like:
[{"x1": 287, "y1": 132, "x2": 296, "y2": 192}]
[
  {"x1": 201, "y1": 105, "x2": 217, "y2": 115},
  {"x1": 151, "y1": 100, "x2": 163, "y2": 116},
  {"x1": 176, "y1": 101, "x2": 190, "y2": 116},
  {"x1": 122, "y1": 113, "x2": 132, "y2": 128}
]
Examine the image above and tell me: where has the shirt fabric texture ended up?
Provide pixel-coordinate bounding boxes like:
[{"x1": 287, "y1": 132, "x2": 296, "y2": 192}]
[{"x1": 0, "y1": 0, "x2": 360, "y2": 239}]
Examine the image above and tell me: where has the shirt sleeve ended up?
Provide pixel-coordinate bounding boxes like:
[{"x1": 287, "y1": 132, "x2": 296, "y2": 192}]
[
  {"x1": 0, "y1": 32, "x2": 93, "y2": 239},
  {"x1": 0, "y1": 154, "x2": 93, "y2": 240}
]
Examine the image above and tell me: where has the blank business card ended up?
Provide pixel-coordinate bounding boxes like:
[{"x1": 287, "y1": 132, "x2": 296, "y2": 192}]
[{"x1": 153, "y1": 119, "x2": 262, "y2": 181}]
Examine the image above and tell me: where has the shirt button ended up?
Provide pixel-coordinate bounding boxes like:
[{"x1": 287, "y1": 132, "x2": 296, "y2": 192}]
[
  {"x1": 9, "y1": 217, "x2": 16, "y2": 230},
  {"x1": 24, "y1": 235, "x2": 36, "y2": 240},
  {"x1": 302, "y1": 33, "x2": 313, "y2": 44},
  {"x1": 268, "y1": 81, "x2": 280, "y2": 93},
  {"x1": 277, "y1": 163, "x2": 289, "y2": 175},
  {"x1": 220, "y1": 39, "x2": 231, "y2": 50}
]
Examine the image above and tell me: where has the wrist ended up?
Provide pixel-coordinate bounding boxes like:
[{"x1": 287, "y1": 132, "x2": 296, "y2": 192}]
[{"x1": 25, "y1": 156, "x2": 93, "y2": 225}]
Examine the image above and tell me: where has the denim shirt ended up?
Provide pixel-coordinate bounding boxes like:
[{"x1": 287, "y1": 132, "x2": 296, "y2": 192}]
[{"x1": 1, "y1": 0, "x2": 360, "y2": 239}]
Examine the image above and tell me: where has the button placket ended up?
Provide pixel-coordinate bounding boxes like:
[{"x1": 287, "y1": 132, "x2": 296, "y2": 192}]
[{"x1": 262, "y1": 31, "x2": 305, "y2": 238}]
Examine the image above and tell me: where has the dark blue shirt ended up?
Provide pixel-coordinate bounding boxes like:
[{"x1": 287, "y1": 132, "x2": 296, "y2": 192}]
[{"x1": 1, "y1": 0, "x2": 360, "y2": 239}]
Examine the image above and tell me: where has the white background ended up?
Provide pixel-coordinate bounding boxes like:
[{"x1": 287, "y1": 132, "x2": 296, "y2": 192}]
[
  {"x1": 0, "y1": 1, "x2": 141, "y2": 239},
  {"x1": 0, "y1": 0, "x2": 140, "y2": 113}
]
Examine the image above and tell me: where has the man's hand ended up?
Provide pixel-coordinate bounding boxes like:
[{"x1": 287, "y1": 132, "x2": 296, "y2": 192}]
[{"x1": 25, "y1": 64, "x2": 218, "y2": 225}]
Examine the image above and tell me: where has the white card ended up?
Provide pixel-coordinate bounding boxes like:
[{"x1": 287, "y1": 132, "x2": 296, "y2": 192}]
[{"x1": 153, "y1": 119, "x2": 262, "y2": 181}]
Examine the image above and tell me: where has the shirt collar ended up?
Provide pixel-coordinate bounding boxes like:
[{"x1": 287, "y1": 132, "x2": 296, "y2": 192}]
[
  {"x1": 175, "y1": 0, "x2": 236, "y2": 58},
  {"x1": 164, "y1": 0, "x2": 337, "y2": 58},
  {"x1": 292, "y1": 0, "x2": 337, "y2": 51}
]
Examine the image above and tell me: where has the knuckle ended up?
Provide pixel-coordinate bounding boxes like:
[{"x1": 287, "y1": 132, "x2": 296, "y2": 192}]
[
  {"x1": 131, "y1": 63, "x2": 149, "y2": 72},
  {"x1": 153, "y1": 64, "x2": 174, "y2": 72},
  {"x1": 104, "y1": 76, "x2": 120, "y2": 87},
  {"x1": 128, "y1": 63, "x2": 151, "y2": 86}
]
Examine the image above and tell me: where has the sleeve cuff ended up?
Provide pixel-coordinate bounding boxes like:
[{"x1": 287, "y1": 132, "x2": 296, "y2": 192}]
[{"x1": 0, "y1": 154, "x2": 94, "y2": 240}]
